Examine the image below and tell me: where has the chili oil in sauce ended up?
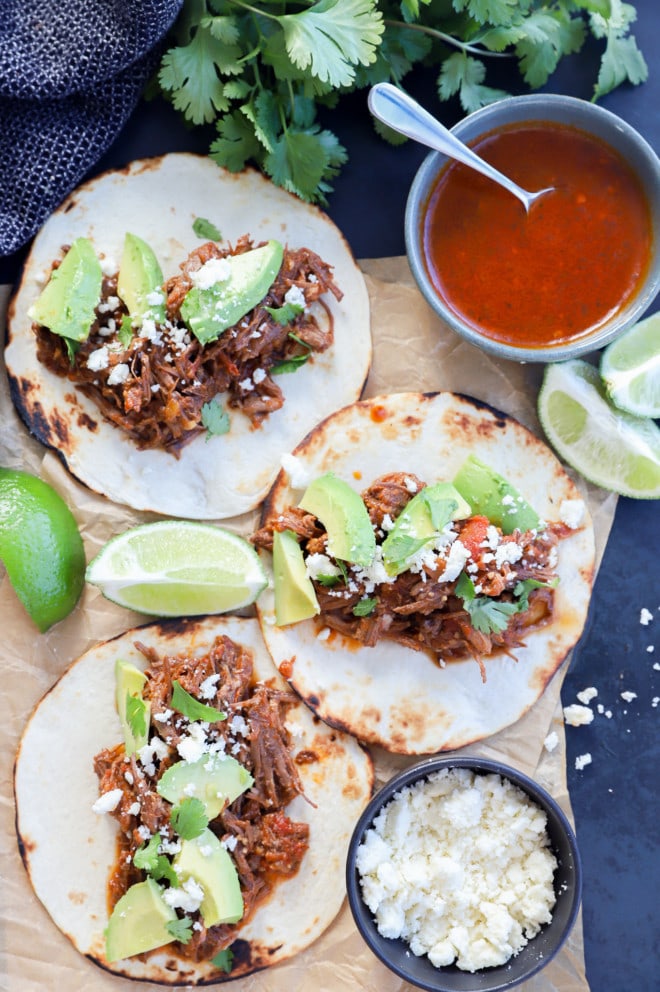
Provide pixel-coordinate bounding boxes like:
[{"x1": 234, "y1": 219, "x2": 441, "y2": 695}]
[{"x1": 422, "y1": 121, "x2": 653, "y2": 347}]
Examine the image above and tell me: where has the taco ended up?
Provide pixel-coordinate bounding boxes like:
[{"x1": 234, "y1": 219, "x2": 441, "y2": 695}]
[
  {"x1": 13, "y1": 616, "x2": 374, "y2": 984},
  {"x1": 5, "y1": 154, "x2": 371, "y2": 519},
  {"x1": 252, "y1": 392, "x2": 596, "y2": 754}
]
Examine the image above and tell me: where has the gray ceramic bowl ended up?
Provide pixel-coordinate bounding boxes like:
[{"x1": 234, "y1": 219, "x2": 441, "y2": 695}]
[
  {"x1": 346, "y1": 756, "x2": 582, "y2": 992},
  {"x1": 405, "y1": 93, "x2": 660, "y2": 362}
]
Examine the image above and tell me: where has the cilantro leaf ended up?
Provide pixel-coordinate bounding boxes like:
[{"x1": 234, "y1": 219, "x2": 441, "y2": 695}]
[
  {"x1": 133, "y1": 832, "x2": 179, "y2": 886},
  {"x1": 455, "y1": 571, "x2": 518, "y2": 635},
  {"x1": 166, "y1": 916, "x2": 194, "y2": 944},
  {"x1": 591, "y1": 1, "x2": 647, "y2": 98},
  {"x1": 171, "y1": 680, "x2": 227, "y2": 723},
  {"x1": 210, "y1": 110, "x2": 263, "y2": 172},
  {"x1": 193, "y1": 217, "x2": 222, "y2": 240},
  {"x1": 513, "y1": 577, "x2": 559, "y2": 612},
  {"x1": 158, "y1": 24, "x2": 234, "y2": 125},
  {"x1": 315, "y1": 573, "x2": 341, "y2": 587},
  {"x1": 353, "y1": 596, "x2": 378, "y2": 617},
  {"x1": 265, "y1": 301, "x2": 304, "y2": 326},
  {"x1": 65, "y1": 338, "x2": 79, "y2": 364},
  {"x1": 171, "y1": 797, "x2": 210, "y2": 839},
  {"x1": 278, "y1": 0, "x2": 385, "y2": 88},
  {"x1": 126, "y1": 692, "x2": 149, "y2": 743},
  {"x1": 466, "y1": 597, "x2": 519, "y2": 634},
  {"x1": 438, "y1": 52, "x2": 509, "y2": 113},
  {"x1": 211, "y1": 947, "x2": 234, "y2": 973},
  {"x1": 118, "y1": 314, "x2": 134, "y2": 349},
  {"x1": 201, "y1": 398, "x2": 231, "y2": 439}
]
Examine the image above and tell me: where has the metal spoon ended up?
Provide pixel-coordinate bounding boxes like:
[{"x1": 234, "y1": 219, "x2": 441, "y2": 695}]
[{"x1": 368, "y1": 82, "x2": 554, "y2": 213}]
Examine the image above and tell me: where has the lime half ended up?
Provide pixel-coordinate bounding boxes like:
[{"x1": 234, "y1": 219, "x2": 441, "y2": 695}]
[
  {"x1": 86, "y1": 520, "x2": 268, "y2": 616},
  {"x1": 600, "y1": 312, "x2": 660, "y2": 418},
  {"x1": 538, "y1": 360, "x2": 660, "y2": 499},
  {"x1": 0, "y1": 468, "x2": 86, "y2": 631}
]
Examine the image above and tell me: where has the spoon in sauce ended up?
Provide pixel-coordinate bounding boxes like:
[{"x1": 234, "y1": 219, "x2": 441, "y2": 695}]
[{"x1": 368, "y1": 83, "x2": 554, "y2": 213}]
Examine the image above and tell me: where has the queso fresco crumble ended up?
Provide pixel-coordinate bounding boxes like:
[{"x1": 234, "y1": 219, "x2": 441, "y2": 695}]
[{"x1": 355, "y1": 767, "x2": 557, "y2": 973}]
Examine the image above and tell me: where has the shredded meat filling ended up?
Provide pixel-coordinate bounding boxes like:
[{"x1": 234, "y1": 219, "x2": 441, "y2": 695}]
[
  {"x1": 35, "y1": 236, "x2": 341, "y2": 455},
  {"x1": 252, "y1": 472, "x2": 567, "y2": 681},
  {"x1": 93, "y1": 634, "x2": 310, "y2": 963}
]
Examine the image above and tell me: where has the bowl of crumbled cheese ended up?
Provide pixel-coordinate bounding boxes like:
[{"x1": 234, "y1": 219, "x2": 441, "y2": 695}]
[{"x1": 346, "y1": 756, "x2": 582, "y2": 992}]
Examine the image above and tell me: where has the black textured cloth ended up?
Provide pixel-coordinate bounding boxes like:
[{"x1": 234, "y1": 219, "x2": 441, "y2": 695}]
[{"x1": 0, "y1": 1, "x2": 184, "y2": 256}]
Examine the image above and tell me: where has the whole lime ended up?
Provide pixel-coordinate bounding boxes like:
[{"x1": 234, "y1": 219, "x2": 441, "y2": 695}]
[{"x1": 0, "y1": 468, "x2": 86, "y2": 631}]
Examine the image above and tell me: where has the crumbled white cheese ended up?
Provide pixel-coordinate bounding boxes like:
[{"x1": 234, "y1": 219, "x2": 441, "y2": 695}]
[
  {"x1": 279, "y1": 453, "x2": 311, "y2": 490},
  {"x1": 437, "y1": 540, "x2": 471, "y2": 583},
  {"x1": 640, "y1": 608, "x2": 653, "y2": 626},
  {"x1": 284, "y1": 284, "x2": 306, "y2": 309},
  {"x1": 620, "y1": 691, "x2": 637, "y2": 703},
  {"x1": 163, "y1": 876, "x2": 205, "y2": 913},
  {"x1": 92, "y1": 788, "x2": 123, "y2": 814},
  {"x1": 191, "y1": 257, "x2": 231, "y2": 290},
  {"x1": 222, "y1": 835, "x2": 238, "y2": 852},
  {"x1": 127, "y1": 801, "x2": 141, "y2": 816},
  {"x1": 559, "y1": 499, "x2": 586, "y2": 529},
  {"x1": 306, "y1": 553, "x2": 341, "y2": 581},
  {"x1": 356, "y1": 768, "x2": 557, "y2": 973},
  {"x1": 107, "y1": 362, "x2": 130, "y2": 386},
  {"x1": 494, "y1": 541, "x2": 523, "y2": 569},
  {"x1": 575, "y1": 753, "x2": 592, "y2": 771},
  {"x1": 576, "y1": 687, "x2": 598, "y2": 705},
  {"x1": 543, "y1": 731, "x2": 559, "y2": 753},
  {"x1": 139, "y1": 318, "x2": 163, "y2": 344},
  {"x1": 86, "y1": 346, "x2": 110, "y2": 372},
  {"x1": 198, "y1": 673, "x2": 220, "y2": 700},
  {"x1": 177, "y1": 721, "x2": 210, "y2": 763},
  {"x1": 563, "y1": 704, "x2": 594, "y2": 727},
  {"x1": 100, "y1": 255, "x2": 117, "y2": 276}
]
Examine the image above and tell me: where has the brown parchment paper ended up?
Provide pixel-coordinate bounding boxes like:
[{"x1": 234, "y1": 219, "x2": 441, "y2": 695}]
[{"x1": 0, "y1": 263, "x2": 617, "y2": 992}]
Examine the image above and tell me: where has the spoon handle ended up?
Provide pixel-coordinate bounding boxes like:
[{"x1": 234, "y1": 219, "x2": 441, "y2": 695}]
[{"x1": 368, "y1": 82, "x2": 529, "y2": 209}]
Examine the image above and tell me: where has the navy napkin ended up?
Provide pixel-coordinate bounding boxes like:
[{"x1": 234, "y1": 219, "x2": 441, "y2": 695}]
[{"x1": 0, "y1": 0, "x2": 184, "y2": 256}]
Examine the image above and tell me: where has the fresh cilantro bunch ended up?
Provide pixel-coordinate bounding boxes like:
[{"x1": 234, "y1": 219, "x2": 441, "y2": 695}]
[{"x1": 157, "y1": 0, "x2": 647, "y2": 204}]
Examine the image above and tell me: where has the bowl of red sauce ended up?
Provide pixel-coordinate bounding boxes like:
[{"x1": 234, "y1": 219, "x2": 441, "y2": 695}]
[{"x1": 405, "y1": 94, "x2": 660, "y2": 362}]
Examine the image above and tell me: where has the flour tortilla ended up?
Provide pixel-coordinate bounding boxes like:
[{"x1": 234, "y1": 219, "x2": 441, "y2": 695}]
[
  {"x1": 5, "y1": 153, "x2": 371, "y2": 519},
  {"x1": 256, "y1": 392, "x2": 596, "y2": 755},
  {"x1": 13, "y1": 616, "x2": 374, "y2": 984}
]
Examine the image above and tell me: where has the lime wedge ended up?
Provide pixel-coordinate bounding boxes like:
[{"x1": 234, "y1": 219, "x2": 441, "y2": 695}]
[
  {"x1": 538, "y1": 360, "x2": 660, "y2": 499},
  {"x1": 0, "y1": 468, "x2": 86, "y2": 631},
  {"x1": 86, "y1": 520, "x2": 268, "y2": 616},
  {"x1": 600, "y1": 312, "x2": 660, "y2": 418}
]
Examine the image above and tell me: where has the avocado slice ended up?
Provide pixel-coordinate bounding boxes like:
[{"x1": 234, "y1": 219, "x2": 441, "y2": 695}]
[
  {"x1": 174, "y1": 828, "x2": 243, "y2": 927},
  {"x1": 156, "y1": 753, "x2": 253, "y2": 819},
  {"x1": 180, "y1": 239, "x2": 284, "y2": 345},
  {"x1": 382, "y1": 482, "x2": 472, "y2": 576},
  {"x1": 29, "y1": 237, "x2": 102, "y2": 341},
  {"x1": 273, "y1": 529, "x2": 320, "y2": 627},
  {"x1": 298, "y1": 473, "x2": 376, "y2": 568},
  {"x1": 453, "y1": 455, "x2": 542, "y2": 534},
  {"x1": 115, "y1": 658, "x2": 150, "y2": 756},
  {"x1": 117, "y1": 233, "x2": 166, "y2": 327},
  {"x1": 105, "y1": 877, "x2": 176, "y2": 963}
]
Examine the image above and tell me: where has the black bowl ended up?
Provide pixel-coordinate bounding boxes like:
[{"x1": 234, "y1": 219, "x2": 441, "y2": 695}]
[{"x1": 346, "y1": 756, "x2": 582, "y2": 992}]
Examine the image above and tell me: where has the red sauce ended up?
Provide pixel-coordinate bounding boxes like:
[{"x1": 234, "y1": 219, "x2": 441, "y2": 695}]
[
  {"x1": 370, "y1": 404, "x2": 389, "y2": 422},
  {"x1": 422, "y1": 121, "x2": 653, "y2": 347}
]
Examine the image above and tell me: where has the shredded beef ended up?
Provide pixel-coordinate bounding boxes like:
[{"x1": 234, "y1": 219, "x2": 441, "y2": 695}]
[
  {"x1": 35, "y1": 236, "x2": 341, "y2": 456},
  {"x1": 93, "y1": 634, "x2": 310, "y2": 964},
  {"x1": 253, "y1": 471, "x2": 566, "y2": 680}
]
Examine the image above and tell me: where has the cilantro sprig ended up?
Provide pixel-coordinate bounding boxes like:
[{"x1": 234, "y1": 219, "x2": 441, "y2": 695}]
[
  {"x1": 157, "y1": 0, "x2": 647, "y2": 206},
  {"x1": 171, "y1": 680, "x2": 227, "y2": 722},
  {"x1": 456, "y1": 572, "x2": 559, "y2": 635},
  {"x1": 133, "y1": 832, "x2": 179, "y2": 886},
  {"x1": 170, "y1": 797, "x2": 210, "y2": 839}
]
